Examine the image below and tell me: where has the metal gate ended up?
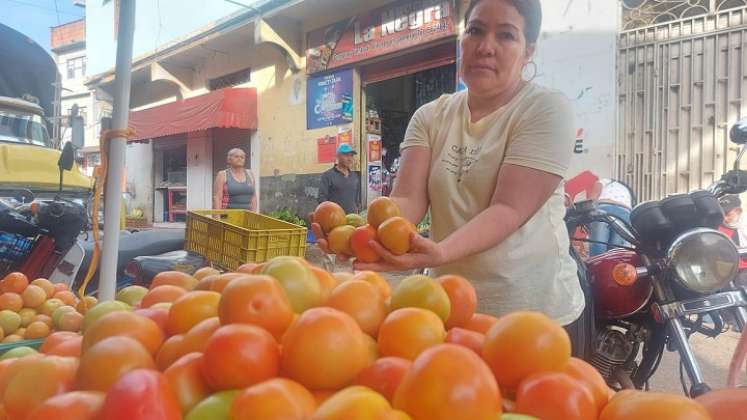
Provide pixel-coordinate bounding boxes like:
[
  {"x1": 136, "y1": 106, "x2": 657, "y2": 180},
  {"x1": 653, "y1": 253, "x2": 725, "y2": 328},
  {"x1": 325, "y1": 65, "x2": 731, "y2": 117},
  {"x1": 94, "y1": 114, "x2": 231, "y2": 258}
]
[{"x1": 617, "y1": 1, "x2": 747, "y2": 201}]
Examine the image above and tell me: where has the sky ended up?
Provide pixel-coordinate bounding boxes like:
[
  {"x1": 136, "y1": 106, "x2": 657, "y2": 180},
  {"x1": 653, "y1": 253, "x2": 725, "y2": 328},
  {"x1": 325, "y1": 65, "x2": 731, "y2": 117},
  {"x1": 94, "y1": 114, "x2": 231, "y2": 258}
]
[{"x1": 0, "y1": 0, "x2": 86, "y2": 51}]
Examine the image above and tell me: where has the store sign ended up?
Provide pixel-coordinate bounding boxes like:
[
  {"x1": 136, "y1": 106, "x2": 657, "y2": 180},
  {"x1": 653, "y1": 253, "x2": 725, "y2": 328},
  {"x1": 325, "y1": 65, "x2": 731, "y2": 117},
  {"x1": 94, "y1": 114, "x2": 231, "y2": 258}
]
[
  {"x1": 307, "y1": 69, "x2": 354, "y2": 129},
  {"x1": 306, "y1": 0, "x2": 456, "y2": 74}
]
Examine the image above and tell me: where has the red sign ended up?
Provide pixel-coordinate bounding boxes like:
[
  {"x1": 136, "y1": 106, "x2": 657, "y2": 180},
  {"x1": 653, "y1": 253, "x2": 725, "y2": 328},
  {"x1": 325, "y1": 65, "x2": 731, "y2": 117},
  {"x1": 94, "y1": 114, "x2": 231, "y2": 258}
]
[
  {"x1": 317, "y1": 135, "x2": 337, "y2": 163},
  {"x1": 306, "y1": 0, "x2": 456, "y2": 74}
]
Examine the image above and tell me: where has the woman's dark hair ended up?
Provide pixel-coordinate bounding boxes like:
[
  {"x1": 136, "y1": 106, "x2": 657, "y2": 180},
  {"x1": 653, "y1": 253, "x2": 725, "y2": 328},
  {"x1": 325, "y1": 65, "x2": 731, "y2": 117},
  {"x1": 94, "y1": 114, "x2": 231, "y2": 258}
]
[{"x1": 463, "y1": 0, "x2": 542, "y2": 45}]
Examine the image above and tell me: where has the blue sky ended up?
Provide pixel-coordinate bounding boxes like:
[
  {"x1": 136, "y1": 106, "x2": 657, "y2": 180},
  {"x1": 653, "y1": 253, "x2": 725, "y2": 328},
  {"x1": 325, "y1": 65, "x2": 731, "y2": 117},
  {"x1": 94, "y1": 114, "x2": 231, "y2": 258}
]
[{"x1": 0, "y1": 0, "x2": 85, "y2": 51}]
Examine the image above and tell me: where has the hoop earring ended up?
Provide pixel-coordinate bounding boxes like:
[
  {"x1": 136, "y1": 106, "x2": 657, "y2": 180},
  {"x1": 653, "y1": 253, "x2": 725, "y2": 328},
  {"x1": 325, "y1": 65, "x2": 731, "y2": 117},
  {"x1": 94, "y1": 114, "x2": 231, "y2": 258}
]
[{"x1": 523, "y1": 61, "x2": 538, "y2": 82}]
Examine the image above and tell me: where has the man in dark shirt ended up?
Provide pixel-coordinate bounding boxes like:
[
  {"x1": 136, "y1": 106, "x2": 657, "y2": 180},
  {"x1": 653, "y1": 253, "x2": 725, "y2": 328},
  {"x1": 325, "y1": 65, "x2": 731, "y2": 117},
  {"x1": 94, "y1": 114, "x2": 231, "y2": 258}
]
[{"x1": 319, "y1": 143, "x2": 361, "y2": 214}]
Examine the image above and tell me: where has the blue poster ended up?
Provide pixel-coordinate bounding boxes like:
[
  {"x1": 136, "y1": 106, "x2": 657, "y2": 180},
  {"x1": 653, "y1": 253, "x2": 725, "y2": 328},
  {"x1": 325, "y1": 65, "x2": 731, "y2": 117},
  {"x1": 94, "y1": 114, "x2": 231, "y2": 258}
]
[{"x1": 307, "y1": 69, "x2": 354, "y2": 129}]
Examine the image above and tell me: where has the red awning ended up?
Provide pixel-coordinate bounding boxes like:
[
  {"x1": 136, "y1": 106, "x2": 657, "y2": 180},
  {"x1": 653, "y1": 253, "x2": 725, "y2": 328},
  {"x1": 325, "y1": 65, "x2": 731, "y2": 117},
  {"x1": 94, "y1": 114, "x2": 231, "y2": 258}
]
[{"x1": 128, "y1": 87, "x2": 258, "y2": 141}]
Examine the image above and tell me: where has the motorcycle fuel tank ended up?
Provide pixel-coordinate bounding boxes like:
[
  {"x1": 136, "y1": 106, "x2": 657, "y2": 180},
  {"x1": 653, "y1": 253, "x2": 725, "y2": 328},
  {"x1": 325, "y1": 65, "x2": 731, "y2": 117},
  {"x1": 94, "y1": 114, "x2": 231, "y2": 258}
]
[{"x1": 587, "y1": 249, "x2": 654, "y2": 320}]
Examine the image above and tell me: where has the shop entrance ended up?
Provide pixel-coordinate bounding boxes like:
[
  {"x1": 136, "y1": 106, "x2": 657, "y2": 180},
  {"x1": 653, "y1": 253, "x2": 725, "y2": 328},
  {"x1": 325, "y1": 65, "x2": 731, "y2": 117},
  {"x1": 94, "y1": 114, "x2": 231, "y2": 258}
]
[{"x1": 363, "y1": 63, "x2": 456, "y2": 203}]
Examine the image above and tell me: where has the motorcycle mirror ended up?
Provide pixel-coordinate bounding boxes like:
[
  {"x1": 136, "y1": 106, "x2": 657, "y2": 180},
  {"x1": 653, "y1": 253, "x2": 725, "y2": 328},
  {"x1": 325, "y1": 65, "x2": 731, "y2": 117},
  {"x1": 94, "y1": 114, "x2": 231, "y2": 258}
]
[
  {"x1": 57, "y1": 142, "x2": 75, "y2": 197},
  {"x1": 729, "y1": 118, "x2": 747, "y2": 145}
]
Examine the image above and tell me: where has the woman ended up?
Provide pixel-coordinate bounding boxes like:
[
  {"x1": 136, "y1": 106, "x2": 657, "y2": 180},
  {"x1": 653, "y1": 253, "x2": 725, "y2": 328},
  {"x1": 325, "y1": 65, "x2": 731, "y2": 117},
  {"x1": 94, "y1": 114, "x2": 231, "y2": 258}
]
[
  {"x1": 213, "y1": 148, "x2": 257, "y2": 211},
  {"x1": 317, "y1": 0, "x2": 586, "y2": 341}
]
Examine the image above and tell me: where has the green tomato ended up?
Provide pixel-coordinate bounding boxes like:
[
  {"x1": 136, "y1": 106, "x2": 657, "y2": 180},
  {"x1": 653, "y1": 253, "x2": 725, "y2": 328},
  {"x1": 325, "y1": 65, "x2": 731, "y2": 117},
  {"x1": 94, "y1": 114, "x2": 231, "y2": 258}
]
[
  {"x1": 185, "y1": 390, "x2": 240, "y2": 420},
  {"x1": 501, "y1": 414, "x2": 539, "y2": 420},
  {"x1": 0, "y1": 346, "x2": 37, "y2": 360}
]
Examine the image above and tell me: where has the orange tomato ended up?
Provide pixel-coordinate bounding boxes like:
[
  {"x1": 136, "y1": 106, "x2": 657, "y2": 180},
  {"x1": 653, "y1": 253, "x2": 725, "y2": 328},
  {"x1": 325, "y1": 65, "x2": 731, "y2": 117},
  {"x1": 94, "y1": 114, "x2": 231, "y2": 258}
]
[
  {"x1": 194, "y1": 274, "x2": 218, "y2": 291},
  {"x1": 52, "y1": 291, "x2": 77, "y2": 307},
  {"x1": 462, "y1": 313, "x2": 499, "y2": 334},
  {"x1": 444, "y1": 327, "x2": 484, "y2": 355},
  {"x1": 314, "y1": 202, "x2": 347, "y2": 233},
  {"x1": 76, "y1": 336, "x2": 155, "y2": 392},
  {"x1": 151, "y1": 271, "x2": 198, "y2": 290},
  {"x1": 53, "y1": 283, "x2": 68, "y2": 294},
  {"x1": 218, "y1": 275, "x2": 294, "y2": 341},
  {"x1": 230, "y1": 378, "x2": 316, "y2": 420},
  {"x1": 378, "y1": 308, "x2": 445, "y2": 361},
  {"x1": 141, "y1": 285, "x2": 187, "y2": 308},
  {"x1": 201, "y1": 324, "x2": 280, "y2": 391},
  {"x1": 482, "y1": 311, "x2": 571, "y2": 392},
  {"x1": 352, "y1": 271, "x2": 391, "y2": 300},
  {"x1": 281, "y1": 307, "x2": 369, "y2": 391},
  {"x1": 436, "y1": 275, "x2": 477, "y2": 329},
  {"x1": 362, "y1": 333, "x2": 379, "y2": 364},
  {"x1": 40, "y1": 331, "x2": 79, "y2": 353},
  {"x1": 515, "y1": 372, "x2": 597, "y2": 420},
  {"x1": 46, "y1": 336, "x2": 82, "y2": 357},
  {"x1": 393, "y1": 344, "x2": 501, "y2": 420},
  {"x1": 82, "y1": 311, "x2": 164, "y2": 356},
  {"x1": 600, "y1": 390, "x2": 711, "y2": 420},
  {"x1": 326, "y1": 280, "x2": 387, "y2": 337},
  {"x1": 133, "y1": 307, "x2": 169, "y2": 335},
  {"x1": 350, "y1": 225, "x2": 381, "y2": 263},
  {"x1": 1, "y1": 273, "x2": 28, "y2": 294},
  {"x1": 313, "y1": 386, "x2": 392, "y2": 420},
  {"x1": 156, "y1": 334, "x2": 185, "y2": 371},
  {"x1": 3, "y1": 356, "x2": 79, "y2": 420},
  {"x1": 695, "y1": 388, "x2": 747, "y2": 420},
  {"x1": 327, "y1": 225, "x2": 355, "y2": 256},
  {"x1": 367, "y1": 197, "x2": 401, "y2": 228},
  {"x1": 166, "y1": 291, "x2": 221, "y2": 335},
  {"x1": 353, "y1": 357, "x2": 411, "y2": 403},
  {"x1": 377, "y1": 217, "x2": 414, "y2": 255},
  {"x1": 209, "y1": 273, "x2": 247, "y2": 293},
  {"x1": 24, "y1": 321, "x2": 50, "y2": 339},
  {"x1": 181, "y1": 316, "x2": 220, "y2": 354},
  {"x1": 193, "y1": 267, "x2": 220, "y2": 281},
  {"x1": 29, "y1": 279, "x2": 55, "y2": 299},
  {"x1": 564, "y1": 357, "x2": 610, "y2": 414},
  {"x1": 0, "y1": 294, "x2": 22, "y2": 312},
  {"x1": 310, "y1": 266, "x2": 339, "y2": 303},
  {"x1": 237, "y1": 263, "x2": 259, "y2": 274},
  {"x1": 0, "y1": 356, "x2": 43, "y2": 398},
  {"x1": 164, "y1": 352, "x2": 212, "y2": 414},
  {"x1": 25, "y1": 391, "x2": 104, "y2": 420}
]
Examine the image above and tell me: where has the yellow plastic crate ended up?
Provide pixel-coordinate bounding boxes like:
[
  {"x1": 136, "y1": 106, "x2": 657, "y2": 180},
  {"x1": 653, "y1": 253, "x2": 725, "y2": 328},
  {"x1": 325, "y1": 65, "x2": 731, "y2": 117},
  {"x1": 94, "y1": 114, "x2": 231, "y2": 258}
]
[{"x1": 185, "y1": 210, "x2": 307, "y2": 270}]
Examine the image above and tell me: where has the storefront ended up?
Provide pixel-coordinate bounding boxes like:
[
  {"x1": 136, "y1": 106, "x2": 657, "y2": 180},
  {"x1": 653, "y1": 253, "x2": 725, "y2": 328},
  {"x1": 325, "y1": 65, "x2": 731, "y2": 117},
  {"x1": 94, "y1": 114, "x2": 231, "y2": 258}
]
[{"x1": 305, "y1": 0, "x2": 460, "y2": 206}]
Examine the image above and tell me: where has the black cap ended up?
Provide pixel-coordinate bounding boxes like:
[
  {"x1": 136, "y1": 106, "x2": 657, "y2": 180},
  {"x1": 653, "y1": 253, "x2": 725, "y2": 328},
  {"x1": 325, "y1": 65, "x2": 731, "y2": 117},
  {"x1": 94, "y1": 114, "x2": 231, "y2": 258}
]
[{"x1": 720, "y1": 195, "x2": 742, "y2": 213}]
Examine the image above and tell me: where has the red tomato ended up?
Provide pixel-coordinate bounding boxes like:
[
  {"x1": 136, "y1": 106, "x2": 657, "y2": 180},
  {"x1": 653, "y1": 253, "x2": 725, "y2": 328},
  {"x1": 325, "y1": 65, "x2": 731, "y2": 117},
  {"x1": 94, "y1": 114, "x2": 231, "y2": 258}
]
[
  {"x1": 164, "y1": 352, "x2": 212, "y2": 414},
  {"x1": 444, "y1": 328, "x2": 484, "y2": 355},
  {"x1": 201, "y1": 324, "x2": 280, "y2": 391},
  {"x1": 26, "y1": 391, "x2": 104, "y2": 420},
  {"x1": 353, "y1": 357, "x2": 412, "y2": 403},
  {"x1": 99, "y1": 369, "x2": 181, "y2": 420},
  {"x1": 515, "y1": 372, "x2": 597, "y2": 420},
  {"x1": 134, "y1": 308, "x2": 170, "y2": 336},
  {"x1": 350, "y1": 225, "x2": 381, "y2": 263}
]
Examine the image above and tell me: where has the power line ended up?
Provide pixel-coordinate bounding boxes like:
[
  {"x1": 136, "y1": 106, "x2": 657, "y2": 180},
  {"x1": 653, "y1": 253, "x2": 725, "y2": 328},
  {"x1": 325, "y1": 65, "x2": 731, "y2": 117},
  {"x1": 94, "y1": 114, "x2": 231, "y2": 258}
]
[
  {"x1": 53, "y1": 0, "x2": 62, "y2": 24},
  {"x1": 1, "y1": 0, "x2": 84, "y2": 18}
]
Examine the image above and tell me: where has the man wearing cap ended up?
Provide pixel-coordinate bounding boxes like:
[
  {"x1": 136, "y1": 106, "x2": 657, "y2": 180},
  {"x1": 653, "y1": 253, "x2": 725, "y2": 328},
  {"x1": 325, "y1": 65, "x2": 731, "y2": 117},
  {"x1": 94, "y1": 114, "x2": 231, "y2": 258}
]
[{"x1": 318, "y1": 144, "x2": 361, "y2": 214}]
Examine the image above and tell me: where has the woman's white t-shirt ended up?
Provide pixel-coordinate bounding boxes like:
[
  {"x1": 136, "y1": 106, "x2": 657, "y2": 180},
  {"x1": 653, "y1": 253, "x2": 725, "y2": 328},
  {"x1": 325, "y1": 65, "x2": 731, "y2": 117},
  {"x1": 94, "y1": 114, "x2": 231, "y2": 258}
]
[{"x1": 400, "y1": 83, "x2": 585, "y2": 325}]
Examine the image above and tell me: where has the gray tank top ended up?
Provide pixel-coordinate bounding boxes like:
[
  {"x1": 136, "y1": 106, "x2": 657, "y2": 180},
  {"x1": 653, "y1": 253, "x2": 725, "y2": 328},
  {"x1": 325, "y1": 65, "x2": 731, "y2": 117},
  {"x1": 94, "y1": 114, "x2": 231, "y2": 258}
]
[{"x1": 225, "y1": 169, "x2": 255, "y2": 209}]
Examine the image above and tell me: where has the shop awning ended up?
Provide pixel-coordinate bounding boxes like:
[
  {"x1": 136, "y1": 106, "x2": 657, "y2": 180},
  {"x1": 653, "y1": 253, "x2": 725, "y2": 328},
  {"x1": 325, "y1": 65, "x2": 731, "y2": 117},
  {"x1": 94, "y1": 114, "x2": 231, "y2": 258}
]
[{"x1": 128, "y1": 87, "x2": 258, "y2": 141}]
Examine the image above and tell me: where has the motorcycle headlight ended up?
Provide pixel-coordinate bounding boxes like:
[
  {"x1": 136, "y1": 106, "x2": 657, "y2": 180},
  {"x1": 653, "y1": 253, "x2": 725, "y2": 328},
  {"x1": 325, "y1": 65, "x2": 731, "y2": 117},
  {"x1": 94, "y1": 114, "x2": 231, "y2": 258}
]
[{"x1": 668, "y1": 228, "x2": 739, "y2": 294}]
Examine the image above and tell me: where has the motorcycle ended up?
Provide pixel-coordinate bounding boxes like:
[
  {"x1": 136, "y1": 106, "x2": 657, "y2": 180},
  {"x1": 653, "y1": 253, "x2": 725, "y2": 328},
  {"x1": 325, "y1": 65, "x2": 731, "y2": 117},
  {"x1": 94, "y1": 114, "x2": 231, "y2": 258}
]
[
  {"x1": 0, "y1": 142, "x2": 88, "y2": 287},
  {"x1": 566, "y1": 118, "x2": 747, "y2": 397}
]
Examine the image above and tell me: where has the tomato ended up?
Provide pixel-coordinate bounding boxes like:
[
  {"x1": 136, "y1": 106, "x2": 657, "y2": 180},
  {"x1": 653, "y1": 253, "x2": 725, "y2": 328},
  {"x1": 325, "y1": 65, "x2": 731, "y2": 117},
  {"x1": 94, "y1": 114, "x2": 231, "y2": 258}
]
[
  {"x1": 393, "y1": 344, "x2": 501, "y2": 420},
  {"x1": 40, "y1": 331, "x2": 79, "y2": 353},
  {"x1": 350, "y1": 225, "x2": 381, "y2": 263},
  {"x1": 695, "y1": 388, "x2": 747, "y2": 419},
  {"x1": 82, "y1": 311, "x2": 164, "y2": 356},
  {"x1": 261, "y1": 257, "x2": 323, "y2": 313},
  {"x1": 236, "y1": 263, "x2": 259, "y2": 274},
  {"x1": 314, "y1": 202, "x2": 347, "y2": 233},
  {"x1": 0, "y1": 294, "x2": 22, "y2": 313},
  {"x1": 181, "y1": 317, "x2": 220, "y2": 355},
  {"x1": 184, "y1": 391, "x2": 239, "y2": 420},
  {"x1": 230, "y1": 378, "x2": 316, "y2": 420},
  {"x1": 600, "y1": 390, "x2": 711, "y2": 420},
  {"x1": 76, "y1": 336, "x2": 155, "y2": 392},
  {"x1": 310, "y1": 265, "x2": 340, "y2": 303},
  {"x1": 313, "y1": 386, "x2": 392, "y2": 420},
  {"x1": 201, "y1": 324, "x2": 280, "y2": 391},
  {"x1": 209, "y1": 273, "x2": 247, "y2": 294},
  {"x1": 377, "y1": 217, "x2": 415, "y2": 255},
  {"x1": 482, "y1": 311, "x2": 571, "y2": 392},
  {"x1": 351, "y1": 271, "x2": 391, "y2": 299},
  {"x1": 514, "y1": 372, "x2": 596, "y2": 420},
  {"x1": 327, "y1": 225, "x2": 355, "y2": 256},
  {"x1": 1, "y1": 273, "x2": 28, "y2": 294},
  {"x1": 25, "y1": 391, "x2": 104, "y2": 420},
  {"x1": 390, "y1": 275, "x2": 451, "y2": 323},
  {"x1": 99, "y1": 369, "x2": 181, "y2": 420},
  {"x1": 436, "y1": 275, "x2": 477, "y2": 329},
  {"x1": 326, "y1": 280, "x2": 387, "y2": 337},
  {"x1": 167, "y1": 291, "x2": 221, "y2": 335},
  {"x1": 218, "y1": 275, "x2": 294, "y2": 341},
  {"x1": 367, "y1": 197, "x2": 401, "y2": 228},
  {"x1": 353, "y1": 357, "x2": 412, "y2": 403},
  {"x1": 141, "y1": 285, "x2": 187, "y2": 308},
  {"x1": 46, "y1": 335, "x2": 82, "y2": 357},
  {"x1": 194, "y1": 275, "x2": 217, "y2": 291},
  {"x1": 444, "y1": 327, "x2": 484, "y2": 355},
  {"x1": 134, "y1": 307, "x2": 170, "y2": 335},
  {"x1": 164, "y1": 352, "x2": 212, "y2": 414},
  {"x1": 378, "y1": 308, "x2": 446, "y2": 361},
  {"x1": 281, "y1": 307, "x2": 369, "y2": 391},
  {"x1": 3, "y1": 355, "x2": 79, "y2": 420},
  {"x1": 193, "y1": 267, "x2": 220, "y2": 281},
  {"x1": 463, "y1": 313, "x2": 499, "y2": 334},
  {"x1": 151, "y1": 271, "x2": 198, "y2": 291},
  {"x1": 563, "y1": 357, "x2": 610, "y2": 414}
]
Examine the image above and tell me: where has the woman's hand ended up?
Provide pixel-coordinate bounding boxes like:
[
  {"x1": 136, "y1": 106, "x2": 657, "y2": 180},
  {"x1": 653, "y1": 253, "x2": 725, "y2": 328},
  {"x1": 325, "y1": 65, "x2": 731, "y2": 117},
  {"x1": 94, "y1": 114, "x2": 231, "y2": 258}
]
[{"x1": 354, "y1": 232, "x2": 446, "y2": 272}]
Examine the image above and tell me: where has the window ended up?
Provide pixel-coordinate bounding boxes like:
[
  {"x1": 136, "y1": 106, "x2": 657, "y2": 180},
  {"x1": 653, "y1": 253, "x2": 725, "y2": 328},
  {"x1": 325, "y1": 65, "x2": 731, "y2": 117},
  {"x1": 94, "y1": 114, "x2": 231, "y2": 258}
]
[
  {"x1": 65, "y1": 105, "x2": 87, "y2": 127},
  {"x1": 66, "y1": 56, "x2": 86, "y2": 79},
  {"x1": 208, "y1": 68, "x2": 252, "y2": 91}
]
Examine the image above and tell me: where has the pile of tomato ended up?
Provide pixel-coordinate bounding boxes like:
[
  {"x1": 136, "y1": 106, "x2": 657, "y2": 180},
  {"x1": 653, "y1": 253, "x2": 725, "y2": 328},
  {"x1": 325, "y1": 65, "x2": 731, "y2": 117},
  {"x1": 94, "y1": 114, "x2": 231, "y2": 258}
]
[{"x1": 0, "y1": 254, "x2": 740, "y2": 419}]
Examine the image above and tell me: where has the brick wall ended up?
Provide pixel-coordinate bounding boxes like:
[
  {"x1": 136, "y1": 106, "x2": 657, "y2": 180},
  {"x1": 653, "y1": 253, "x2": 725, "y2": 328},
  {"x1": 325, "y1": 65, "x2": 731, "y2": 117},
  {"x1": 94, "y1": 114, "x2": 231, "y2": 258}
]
[{"x1": 51, "y1": 19, "x2": 85, "y2": 49}]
